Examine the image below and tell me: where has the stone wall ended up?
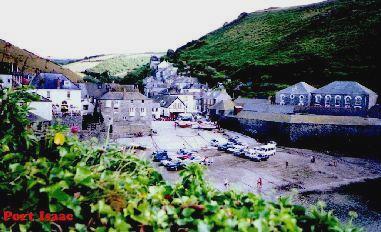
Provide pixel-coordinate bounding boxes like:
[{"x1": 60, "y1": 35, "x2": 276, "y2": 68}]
[
  {"x1": 218, "y1": 115, "x2": 381, "y2": 157},
  {"x1": 53, "y1": 115, "x2": 83, "y2": 130}
]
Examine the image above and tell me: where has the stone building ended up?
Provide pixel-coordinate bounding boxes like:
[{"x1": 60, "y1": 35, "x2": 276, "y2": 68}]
[
  {"x1": 209, "y1": 99, "x2": 235, "y2": 116},
  {"x1": 275, "y1": 82, "x2": 316, "y2": 106},
  {"x1": 311, "y1": 81, "x2": 378, "y2": 110},
  {"x1": 201, "y1": 86, "x2": 232, "y2": 113},
  {"x1": 152, "y1": 95, "x2": 186, "y2": 118},
  {"x1": 98, "y1": 86, "x2": 152, "y2": 138}
]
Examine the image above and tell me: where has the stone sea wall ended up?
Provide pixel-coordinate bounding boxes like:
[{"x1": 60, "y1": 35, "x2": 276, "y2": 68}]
[{"x1": 218, "y1": 115, "x2": 381, "y2": 157}]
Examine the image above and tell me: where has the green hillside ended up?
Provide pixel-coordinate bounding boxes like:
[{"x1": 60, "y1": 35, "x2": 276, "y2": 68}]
[
  {"x1": 87, "y1": 53, "x2": 161, "y2": 77},
  {"x1": 171, "y1": 0, "x2": 381, "y2": 97}
]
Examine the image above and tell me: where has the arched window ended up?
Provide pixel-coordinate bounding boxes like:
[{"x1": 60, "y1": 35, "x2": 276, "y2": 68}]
[
  {"x1": 325, "y1": 95, "x2": 331, "y2": 107},
  {"x1": 290, "y1": 94, "x2": 295, "y2": 99},
  {"x1": 344, "y1": 96, "x2": 352, "y2": 108},
  {"x1": 335, "y1": 95, "x2": 341, "y2": 107},
  {"x1": 354, "y1": 96, "x2": 362, "y2": 109},
  {"x1": 314, "y1": 94, "x2": 322, "y2": 105},
  {"x1": 298, "y1": 95, "x2": 305, "y2": 106}
]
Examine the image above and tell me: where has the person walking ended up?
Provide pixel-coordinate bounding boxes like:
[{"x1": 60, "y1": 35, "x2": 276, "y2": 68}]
[
  {"x1": 257, "y1": 177, "x2": 263, "y2": 190},
  {"x1": 224, "y1": 178, "x2": 229, "y2": 189}
]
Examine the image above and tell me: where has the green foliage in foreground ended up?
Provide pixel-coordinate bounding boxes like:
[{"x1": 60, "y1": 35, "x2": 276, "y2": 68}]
[
  {"x1": 0, "y1": 88, "x2": 360, "y2": 231},
  {"x1": 171, "y1": 0, "x2": 381, "y2": 97}
]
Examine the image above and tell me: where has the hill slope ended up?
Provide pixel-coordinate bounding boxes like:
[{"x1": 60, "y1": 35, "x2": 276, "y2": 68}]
[
  {"x1": 65, "y1": 53, "x2": 164, "y2": 78},
  {"x1": 172, "y1": 0, "x2": 381, "y2": 97},
  {"x1": 0, "y1": 39, "x2": 81, "y2": 82}
]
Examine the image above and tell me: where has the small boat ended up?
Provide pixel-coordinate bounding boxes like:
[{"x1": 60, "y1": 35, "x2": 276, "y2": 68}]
[
  {"x1": 177, "y1": 121, "x2": 192, "y2": 128},
  {"x1": 198, "y1": 123, "x2": 217, "y2": 130}
]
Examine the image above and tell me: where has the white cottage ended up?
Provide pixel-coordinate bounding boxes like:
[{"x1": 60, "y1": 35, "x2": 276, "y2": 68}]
[{"x1": 30, "y1": 73, "x2": 82, "y2": 116}]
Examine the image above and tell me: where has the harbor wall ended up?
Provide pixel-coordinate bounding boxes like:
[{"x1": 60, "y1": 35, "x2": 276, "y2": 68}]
[{"x1": 218, "y1": 115, "x2": 381, "y2": 157}]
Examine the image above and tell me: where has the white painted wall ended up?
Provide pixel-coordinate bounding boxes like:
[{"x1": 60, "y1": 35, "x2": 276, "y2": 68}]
[
  {"x1": 173, "y1": 94, "x2": 198, "y2": 113},
  {"x1": 29, "y1": 101, "x2": 53, "y2": 121},
  {"x1": 31, "y1": 89, "x2": 82, "y2": 114}
]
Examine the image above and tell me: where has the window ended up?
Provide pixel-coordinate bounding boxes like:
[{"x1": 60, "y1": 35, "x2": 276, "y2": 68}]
[
  {"x1": 280, "y1": 94, "x2": 286, "y2": 105},
  {"x1": 130, "y1": 100, "x2": 134, "y2": 103},
  {"x1": 67, "y1": 91, "x2": 71, "y2": 98},
  {"x1": 105, "y1": 100, "x2": 112, "y2": 108},
  {"x1": 290, "y1": 94, "x2": 295, "y2": 99},
  {"x1": 129, "y1": 107, "x2": 135, "y2": 116},
  {"x1": 142, "y1": 100, "x2": 144, "y2": 103},
  {"x1": 114, "y1": 100, "x2": 120, "y2": 109},
  {"x1": 83, "y1": 105, "x2": 89, "y2": 110},
  {"x1": 344, "y1": 96, "x2": 352, "y2": 108},
  {"x1": 325, "y1": 95, "x2": 331, "y2": 107},
  {"x1": 335, "y1": 95, "x2": 341, "y2": 107},
  {"x1": 47, "y1": 91, "x2": 51, "y2": 99},
  {"x1": 298, "y1": 95, "x2": 305, "y2": 106},
  {"x1": 123, "y1": 116, "x2": 128, "y2": 120},
  {"x1": 354, "y1": 96, "x2": 362, "y2": 108},
  {"x1": 140, "y1": 108, "x2": 146, "y2": 116},
  {"x1": 314, "y1": 94, "x2": 322, "y2": 105}
]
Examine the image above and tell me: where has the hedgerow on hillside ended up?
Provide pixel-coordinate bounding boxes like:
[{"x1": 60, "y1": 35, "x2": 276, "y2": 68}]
[{"x1": 0, "y1": 88, "x2": 360, "y2": 231}]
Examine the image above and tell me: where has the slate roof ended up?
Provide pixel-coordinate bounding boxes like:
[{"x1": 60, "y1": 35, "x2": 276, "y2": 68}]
[
  {"x1": 30, "y1": 73, "x2": 80, "y2": 90},
  {"x1": 234, "y1": 97, "x2": 269, "y2": 107},
  {"x1": 277, "y1": 82, "x2": 316, "y2": 95},
  {"x1": 312, "y1": 81, "x2": 377, "y2": 96},
  {"x1": 152, "y1": 95, "x2": 184, "y2": 108},
  {"x1": 99, "y1": 91, "x2": 148, "y2": 100},
  {"x1": 79, "y1": 83, "x2": 112, "y2": 99},
  {"x1": 209, "y1": 99, "x2": 235, "y2": 111}
]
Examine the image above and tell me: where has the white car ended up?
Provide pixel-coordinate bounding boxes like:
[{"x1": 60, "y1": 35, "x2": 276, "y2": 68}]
[
  {"x1": 258, "y1": 143, "x2": 276, "y2": 156},
  {"x1": 227, "y1": 145, "x2": 247, "y2": 154},
  {"x1": 244, "y1": 149, "x2": 261, "y2": 161}
]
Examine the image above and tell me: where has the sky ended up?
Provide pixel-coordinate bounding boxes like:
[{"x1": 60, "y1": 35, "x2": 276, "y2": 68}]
[{"x1": 1, "y1": 0, "x2": 322, "y2": 59}]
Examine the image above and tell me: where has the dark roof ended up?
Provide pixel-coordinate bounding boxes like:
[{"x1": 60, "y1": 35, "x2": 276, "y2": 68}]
[
  {"x1": 277, "y1": 82, "x2": 316, "y2": 95},
  {"x1": 79, "y1": 83, "x2": 109, "y2": 98},
  {"x1": 99, "y1": 91, "x2": 148, "y2": 100},
  {"x1": 152, "y1": 95, "x2": 184, "y2": 108},
  {"x1": 30, "y1": 73, "x2": 80, "y2": 90},
  {"x1": 234, "y1": 97, "x2": 269, "y2": 107},
  {"x1": 312, "y1": 81, "x2": 377, "y2": 96}
]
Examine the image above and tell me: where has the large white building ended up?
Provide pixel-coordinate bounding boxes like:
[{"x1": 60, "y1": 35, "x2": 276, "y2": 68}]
[{"x1": 29, "y1": 73, "x2": 82, "y2": 115}]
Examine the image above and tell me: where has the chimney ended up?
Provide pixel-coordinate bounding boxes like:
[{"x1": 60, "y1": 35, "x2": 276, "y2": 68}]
[{"x1": 123, "y1": 87, "x2": 127, "y2": 100}]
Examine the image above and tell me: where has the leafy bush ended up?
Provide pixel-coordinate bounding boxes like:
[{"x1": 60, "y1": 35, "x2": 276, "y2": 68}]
[{"x1": 0, "y1": 88, "x2": 361, "y2": 231}]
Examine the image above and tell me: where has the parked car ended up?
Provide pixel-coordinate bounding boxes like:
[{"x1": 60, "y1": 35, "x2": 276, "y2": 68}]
[
  {"x1": 258, "y1": 144, "x2": 276, "y2": 156},
  {"x1": 233, "y1": 148, "x2": 247, "y2": 157},
  {"x1": 152, "y1": 150, "x2": 168, "y2": 156},
  {"x1": 244, "y1": 149, "x2": 261, "y2": 162},
  {"x1": 217, "y1": 142, "x2": 235, "y2": 152},
  {"x1": 257, "y1": 154, "x2": 269, "y2": 161},
  {"x1": 166, "y1": 162, "x2": 185, "y2": 171},
  {"x1": 153, "y1": 151, "x2": 169, "y2": 162},
  {"x1": 226, "y1": 145, "x2": 246, "y2": 154}
]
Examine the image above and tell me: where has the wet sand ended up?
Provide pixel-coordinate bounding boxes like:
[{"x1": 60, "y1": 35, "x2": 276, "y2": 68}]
[{"x1": 118, "y1": 121, "x2": 381, "y2": 230}]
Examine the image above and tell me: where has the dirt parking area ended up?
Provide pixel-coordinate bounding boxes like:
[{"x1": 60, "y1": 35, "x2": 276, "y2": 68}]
[{"x1": 117, "y1": 121, "x2": 381, "y2": 199}]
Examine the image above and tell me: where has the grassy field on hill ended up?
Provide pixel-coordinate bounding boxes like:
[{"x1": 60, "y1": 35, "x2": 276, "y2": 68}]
[
  {"x1": 88, "y1": 54, "x2": 152, "y2": 77},
  {"x1": 0, "y1": 39, "x2": 81, "y2": 82},
  {"x1": 171, "y1": 0, "x2": 381, "y2": 97}
]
